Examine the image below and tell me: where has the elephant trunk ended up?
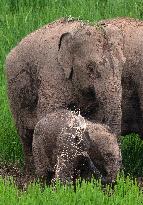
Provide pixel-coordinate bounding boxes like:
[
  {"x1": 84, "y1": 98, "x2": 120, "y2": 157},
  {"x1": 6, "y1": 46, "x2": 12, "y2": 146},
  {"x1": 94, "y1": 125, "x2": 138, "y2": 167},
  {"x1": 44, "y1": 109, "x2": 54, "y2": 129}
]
[{"x1": 93, "y1": 76, "x2": 122, "y2": 137}]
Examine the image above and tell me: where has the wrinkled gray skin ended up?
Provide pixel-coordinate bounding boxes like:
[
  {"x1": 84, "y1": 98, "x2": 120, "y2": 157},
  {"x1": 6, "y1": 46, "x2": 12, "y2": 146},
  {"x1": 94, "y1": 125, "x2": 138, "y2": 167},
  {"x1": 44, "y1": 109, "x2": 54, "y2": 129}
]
[
  {"x1": 99, "y1": 18, "x2": 143, "y2": 138},
  {"x1": 6, "y1": 17, "x2": 143, "y2": 172},
  {"x1": 33, "y1": 110, "x2": 121, "y2": 184}
]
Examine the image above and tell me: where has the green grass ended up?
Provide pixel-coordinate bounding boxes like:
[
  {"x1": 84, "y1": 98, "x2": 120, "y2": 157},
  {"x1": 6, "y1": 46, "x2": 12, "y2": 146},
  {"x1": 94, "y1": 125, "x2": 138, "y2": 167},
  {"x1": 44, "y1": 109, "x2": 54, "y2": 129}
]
[
  {"x1": 0, "y1": 175, "x2": 143, "y2": 205},
  {"x1": 121, "y1": 134, "x2": 143, "y2": 177},
  {"x1": 0, "y1": 0, "x2": 143, "y2": 173}
]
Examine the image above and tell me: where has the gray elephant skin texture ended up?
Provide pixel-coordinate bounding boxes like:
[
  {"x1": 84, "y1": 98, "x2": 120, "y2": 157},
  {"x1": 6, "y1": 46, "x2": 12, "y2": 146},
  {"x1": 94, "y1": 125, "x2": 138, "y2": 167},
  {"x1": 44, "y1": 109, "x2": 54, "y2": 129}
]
[
  {"x1": 33, "y1": 109, "x2": 121, "y2": 184},
  {"x1": 5, "y1": 17, "x2": 143, "y2": 171}
]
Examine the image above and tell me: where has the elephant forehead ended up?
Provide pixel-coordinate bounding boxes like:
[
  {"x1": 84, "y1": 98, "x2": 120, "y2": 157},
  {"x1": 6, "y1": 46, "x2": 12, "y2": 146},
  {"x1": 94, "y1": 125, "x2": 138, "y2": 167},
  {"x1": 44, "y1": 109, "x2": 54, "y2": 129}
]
[
  {"x1": 68, "y1": 112, "x2": 87, "y2": 130},
  {"x1": 72, "y1": 27, "x2": 105, "y2": 60}
]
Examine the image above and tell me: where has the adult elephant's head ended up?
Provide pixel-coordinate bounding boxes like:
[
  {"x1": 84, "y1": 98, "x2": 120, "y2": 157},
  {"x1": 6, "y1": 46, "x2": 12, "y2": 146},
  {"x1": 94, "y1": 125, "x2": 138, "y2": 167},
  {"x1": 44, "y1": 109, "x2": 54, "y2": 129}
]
[{"x1": 58, "y1": 22, "x2": 126, "y2": 135}]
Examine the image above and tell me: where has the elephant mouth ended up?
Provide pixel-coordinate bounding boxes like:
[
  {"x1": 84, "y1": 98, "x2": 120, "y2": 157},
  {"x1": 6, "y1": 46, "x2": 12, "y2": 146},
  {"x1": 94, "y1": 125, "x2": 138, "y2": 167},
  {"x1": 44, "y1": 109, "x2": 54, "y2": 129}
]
[
  {"x1": 80, "y1": 101, "x2": 99, "y2": 120},
  {"x1": 67, "y1": 87, "x2": 98, "y2": 120},
  {"x1": 80, "y1": 87, "x2": 96, "y2": 100}
]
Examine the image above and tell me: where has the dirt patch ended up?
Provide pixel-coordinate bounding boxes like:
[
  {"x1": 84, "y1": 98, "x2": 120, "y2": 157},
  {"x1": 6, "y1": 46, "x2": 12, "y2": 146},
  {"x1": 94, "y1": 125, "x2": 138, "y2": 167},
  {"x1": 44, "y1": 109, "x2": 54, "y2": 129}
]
[{"x1": 0, "y1": 162, "x2": 35, "y2": 190}]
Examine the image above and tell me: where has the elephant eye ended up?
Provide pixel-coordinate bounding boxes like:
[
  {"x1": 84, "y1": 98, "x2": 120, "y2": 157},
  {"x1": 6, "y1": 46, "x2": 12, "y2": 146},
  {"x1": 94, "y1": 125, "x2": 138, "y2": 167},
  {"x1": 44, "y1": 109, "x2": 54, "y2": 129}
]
[
  {"x1": 87, "y1": 61, "x2": 101, "y2": 78},
  {"x1": 87, "y1": 62, "x2": 95, "y2": 73}
]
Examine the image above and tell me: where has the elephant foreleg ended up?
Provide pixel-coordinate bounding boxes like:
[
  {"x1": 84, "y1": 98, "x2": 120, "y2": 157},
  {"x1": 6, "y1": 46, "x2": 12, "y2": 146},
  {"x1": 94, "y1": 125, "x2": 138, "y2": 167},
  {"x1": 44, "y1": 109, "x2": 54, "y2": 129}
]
[
  {"x1": 19, "y1": 126, "x2": 34, "y2": 174},
  {"x1": 54, "y1": 155, "x2": 75, "y2": 184}
]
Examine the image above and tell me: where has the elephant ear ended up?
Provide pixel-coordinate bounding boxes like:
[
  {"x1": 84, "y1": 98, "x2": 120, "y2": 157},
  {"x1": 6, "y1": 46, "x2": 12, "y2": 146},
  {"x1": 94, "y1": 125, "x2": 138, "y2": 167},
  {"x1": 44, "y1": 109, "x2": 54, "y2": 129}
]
[
  {"x1": 102, "y1": 23, "x2": 126, "y2": 68},
  {"x1": 58, "y1": 32, "x2": 74, "y2": 80}
]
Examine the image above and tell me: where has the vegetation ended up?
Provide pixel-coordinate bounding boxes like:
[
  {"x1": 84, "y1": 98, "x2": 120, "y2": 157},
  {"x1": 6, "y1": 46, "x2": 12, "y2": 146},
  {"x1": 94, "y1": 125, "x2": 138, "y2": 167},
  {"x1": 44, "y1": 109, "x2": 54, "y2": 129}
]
[
  {"x1": 121, "y1": 134, "x2": 143, "y2": 177},
  {"x1": 0, "y1": 175, "x2": 143, "y2": 205},
  {"x1": 0, "y1": 0, "x2": 143, "y2": 204}
]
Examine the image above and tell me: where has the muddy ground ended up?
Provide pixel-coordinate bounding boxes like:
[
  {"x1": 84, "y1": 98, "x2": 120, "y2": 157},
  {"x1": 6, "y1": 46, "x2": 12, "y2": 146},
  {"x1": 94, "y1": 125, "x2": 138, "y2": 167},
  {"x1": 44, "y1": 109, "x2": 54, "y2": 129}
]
[{"x1": 0, "y1": 162, "x2": 36, "y2": 190}]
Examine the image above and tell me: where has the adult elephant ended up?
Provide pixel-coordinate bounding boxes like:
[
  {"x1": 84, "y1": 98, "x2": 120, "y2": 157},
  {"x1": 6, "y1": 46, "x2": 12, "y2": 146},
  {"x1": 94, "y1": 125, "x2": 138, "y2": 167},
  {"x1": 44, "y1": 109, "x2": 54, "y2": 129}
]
[
  {"x1": 58, "y1": 17, "x2": 143, "y2": 138},
  {"x1": 5, "y1": 17, "x2": 142, "y2": 172},
  {"x1": 58, "y1": 22, "x2": 124, "y2": 136}
]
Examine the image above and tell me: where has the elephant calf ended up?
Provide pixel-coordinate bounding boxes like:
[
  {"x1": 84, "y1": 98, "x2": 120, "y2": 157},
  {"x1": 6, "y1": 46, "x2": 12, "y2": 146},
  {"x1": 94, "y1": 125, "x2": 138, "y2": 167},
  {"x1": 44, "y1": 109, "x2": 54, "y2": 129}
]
[{"x1": 32, "y1": 109, "x2": 121, "y2": 184}]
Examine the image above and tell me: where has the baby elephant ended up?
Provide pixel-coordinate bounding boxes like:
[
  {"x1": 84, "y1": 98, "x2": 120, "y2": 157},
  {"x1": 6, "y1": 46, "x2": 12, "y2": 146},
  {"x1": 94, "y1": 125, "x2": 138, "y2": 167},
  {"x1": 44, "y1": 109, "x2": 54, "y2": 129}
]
[{"x1": 32, "y1": 109, "x2": 121, "y2": 185}]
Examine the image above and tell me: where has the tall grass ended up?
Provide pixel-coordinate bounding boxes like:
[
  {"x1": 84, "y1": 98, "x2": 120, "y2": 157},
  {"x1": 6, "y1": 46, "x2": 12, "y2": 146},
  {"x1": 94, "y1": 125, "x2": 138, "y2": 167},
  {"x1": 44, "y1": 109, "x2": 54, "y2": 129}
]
[
  {"x1": 0, "y1": 0, "x2": 143, "y2": 175},
  {"x1": 121, "y1": 134, "x2": 143, "y2": 177},
  {"x1": 0, "y1": 176, "x2": 143, "y2": 205}
]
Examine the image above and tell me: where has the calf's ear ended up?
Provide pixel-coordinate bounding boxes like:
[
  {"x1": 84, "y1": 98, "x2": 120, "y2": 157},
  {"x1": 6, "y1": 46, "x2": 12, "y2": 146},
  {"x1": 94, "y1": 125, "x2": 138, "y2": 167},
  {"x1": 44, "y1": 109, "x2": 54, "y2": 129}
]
[{"x1": 58, "y1": 32, "x2": 74, "y2": 80}]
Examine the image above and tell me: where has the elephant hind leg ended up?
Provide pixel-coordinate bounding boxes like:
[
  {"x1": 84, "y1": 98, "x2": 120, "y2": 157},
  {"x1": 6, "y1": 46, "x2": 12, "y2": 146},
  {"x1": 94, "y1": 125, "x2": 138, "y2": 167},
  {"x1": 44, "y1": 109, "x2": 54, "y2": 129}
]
[
  {"x1": 136, "y1": 90, "x2": 143, "y2": 138},
  {"x1": 121, "y1": 76, "x2": 140, "y2": 136},
  {"x1": 121, "y1": 92, "x2": 141, "y2": 135}
]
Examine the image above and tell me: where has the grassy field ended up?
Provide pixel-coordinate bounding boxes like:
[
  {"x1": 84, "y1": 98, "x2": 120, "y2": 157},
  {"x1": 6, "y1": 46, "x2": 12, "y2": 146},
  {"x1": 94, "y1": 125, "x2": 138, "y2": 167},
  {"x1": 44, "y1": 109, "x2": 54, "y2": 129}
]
[
  {"x1": 0, "y1": 0, "x2": 143, "y2": 203},
  {"x1": 0, "y1": 176, "x2": 143, "y2": 205}
]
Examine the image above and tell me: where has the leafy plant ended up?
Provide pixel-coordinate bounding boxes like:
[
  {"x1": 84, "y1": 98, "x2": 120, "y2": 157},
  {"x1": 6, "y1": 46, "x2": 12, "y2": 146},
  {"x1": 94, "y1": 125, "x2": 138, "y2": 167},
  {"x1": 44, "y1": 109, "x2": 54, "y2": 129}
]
[{"x1": 121, "y1": 134, "x2": 143, "y2": 177}]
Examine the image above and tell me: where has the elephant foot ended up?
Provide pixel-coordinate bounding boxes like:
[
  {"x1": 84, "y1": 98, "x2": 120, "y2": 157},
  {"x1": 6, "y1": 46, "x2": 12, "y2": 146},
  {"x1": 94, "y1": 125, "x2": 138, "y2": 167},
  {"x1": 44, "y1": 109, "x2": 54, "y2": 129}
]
[
  {"x1": 24, "y1": 155, "x2": 35, "y2": 175},
  {"x1": 100, "y1": 176, "x2": 116, "y2": 190}
]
